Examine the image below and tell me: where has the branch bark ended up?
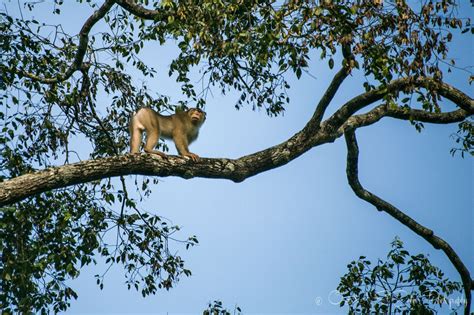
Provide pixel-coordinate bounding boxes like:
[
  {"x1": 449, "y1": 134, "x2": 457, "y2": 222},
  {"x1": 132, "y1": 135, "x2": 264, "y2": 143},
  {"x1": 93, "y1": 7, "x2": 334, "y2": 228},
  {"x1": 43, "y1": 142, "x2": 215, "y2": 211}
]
[
  {"x1": 311, "y1": 44, "x2": 353, "y2": 125},
  {"x1": 326, "y1": 77, "x2": 474, "y2": 131},
  {"x1": 344, "y1": 130, "x2": 472, "y2": 315},
  {"x1": 338, "y1": 105, "x2": 471, "y2": 134},
  {"x1": 0, "y1": 130, "x2": 335, "y2": 207},
  {"x1": 114, "y1": 0, "x2": 164, "y2": 19}
]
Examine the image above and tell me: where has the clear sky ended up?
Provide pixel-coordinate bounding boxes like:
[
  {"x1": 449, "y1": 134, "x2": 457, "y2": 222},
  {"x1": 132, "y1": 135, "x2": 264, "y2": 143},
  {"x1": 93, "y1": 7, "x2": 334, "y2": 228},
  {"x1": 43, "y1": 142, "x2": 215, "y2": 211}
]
[{"x1": 4, "y1": 1, "x2": 473, "y2": 314}]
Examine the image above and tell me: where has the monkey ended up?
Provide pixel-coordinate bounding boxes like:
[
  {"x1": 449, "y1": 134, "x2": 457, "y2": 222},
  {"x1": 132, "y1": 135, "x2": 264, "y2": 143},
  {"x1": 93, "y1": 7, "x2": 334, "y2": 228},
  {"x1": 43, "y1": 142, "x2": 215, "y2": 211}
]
[{"x1": 129, "y1": 107, "x2": 206, "y2": 161}]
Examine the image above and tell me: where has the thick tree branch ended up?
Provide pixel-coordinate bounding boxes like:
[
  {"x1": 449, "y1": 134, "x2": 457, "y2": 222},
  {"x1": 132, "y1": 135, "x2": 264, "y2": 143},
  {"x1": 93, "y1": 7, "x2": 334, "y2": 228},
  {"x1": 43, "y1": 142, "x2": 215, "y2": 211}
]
[
  {"x1": 0, "y1": 125, "x2": 333, "y2": 207},
  {"x1": 344, "y1": 130, "x2": 472, "y2": 315},
  {"x1": 386, "y1": 107, "x2": 471, "y2": 123},
  {"x1": 12, "y1": 0, "x2": 115, "y2": 84},
  {"x1": 326, "y1": 77, "x2": 474, "y2": 131},
  {"x1": 114, "y1": 0, "x2": 164, "y2": 19},
  {"x1": 338, "y1": 105, "x2": 471, "y2": 134}
]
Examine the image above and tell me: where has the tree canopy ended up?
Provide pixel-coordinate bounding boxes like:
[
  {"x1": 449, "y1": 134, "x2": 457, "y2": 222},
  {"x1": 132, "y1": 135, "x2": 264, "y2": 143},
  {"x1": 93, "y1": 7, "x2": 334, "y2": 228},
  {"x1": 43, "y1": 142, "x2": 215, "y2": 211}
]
[{"x1": 0, "y1": 0, "x2": 472, "y2": 313}]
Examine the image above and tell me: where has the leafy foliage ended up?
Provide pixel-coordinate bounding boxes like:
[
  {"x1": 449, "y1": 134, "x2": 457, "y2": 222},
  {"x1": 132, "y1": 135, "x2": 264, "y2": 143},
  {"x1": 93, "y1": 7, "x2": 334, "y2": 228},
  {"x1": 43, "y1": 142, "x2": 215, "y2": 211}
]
[
  {"x1": 450, "y1": 119, "x2": 474, "y2": 158},
  {"x1": 337, "y1": 237, "x2": 462, "y2": 314},
  {"x1": 203, "y1": 300, "x2": 242, "y2": 315},
  {"x1": 0, "y1": 186, "x2": 197, "y2": 313}
]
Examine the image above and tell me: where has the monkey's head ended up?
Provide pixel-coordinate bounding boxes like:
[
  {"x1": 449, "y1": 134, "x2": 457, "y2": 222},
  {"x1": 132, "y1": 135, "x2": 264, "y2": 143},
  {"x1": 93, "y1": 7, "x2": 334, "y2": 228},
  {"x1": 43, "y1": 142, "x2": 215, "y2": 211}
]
[{"x1": 188, "y1": 108, "x2": 206, "y2": 126}]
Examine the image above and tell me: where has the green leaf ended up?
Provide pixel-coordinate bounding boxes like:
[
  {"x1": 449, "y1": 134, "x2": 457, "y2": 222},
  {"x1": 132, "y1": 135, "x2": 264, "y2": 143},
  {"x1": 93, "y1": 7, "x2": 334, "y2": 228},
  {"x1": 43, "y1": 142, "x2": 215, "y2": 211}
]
[
  {"x1": 329, "y1": 58, "x2": 334, "y2": 69},
  {"x1": 296, "y1": 67, "x2": 302, "y2": 79}
]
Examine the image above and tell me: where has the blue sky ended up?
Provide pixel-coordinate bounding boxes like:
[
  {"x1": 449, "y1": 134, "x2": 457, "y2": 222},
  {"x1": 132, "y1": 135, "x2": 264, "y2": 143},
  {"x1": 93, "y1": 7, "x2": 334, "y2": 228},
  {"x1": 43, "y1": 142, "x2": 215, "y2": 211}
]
[{"x1": 4, "y1": 1, "x2": 473, "y2": 314}]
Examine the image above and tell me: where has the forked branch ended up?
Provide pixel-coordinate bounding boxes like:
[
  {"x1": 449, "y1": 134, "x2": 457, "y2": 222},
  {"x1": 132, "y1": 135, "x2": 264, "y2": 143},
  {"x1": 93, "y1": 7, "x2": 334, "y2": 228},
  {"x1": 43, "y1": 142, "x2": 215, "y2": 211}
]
[
  {"x1": 327, "y1": 77, "x2": 474, "y2": 131},
  {"x1": 10, "y1": 0, "x2": 115, "y2": 84},
  {"x1": 344, "y1": 130, "x2": 472, "y2": 315}
]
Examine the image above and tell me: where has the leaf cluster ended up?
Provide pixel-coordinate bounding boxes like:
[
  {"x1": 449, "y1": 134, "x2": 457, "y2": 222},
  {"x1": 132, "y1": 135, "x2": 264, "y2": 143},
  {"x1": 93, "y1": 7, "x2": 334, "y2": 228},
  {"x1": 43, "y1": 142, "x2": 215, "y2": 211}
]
[
  {"x1": 0, "y1": 188, "x2": 106, "y2": 313},
  {"x1": 337, "y1": 237, "x2": 462, "y2": 314},
  {"x1": 203, "y1": 300, "x2": 242, "y2": 315},
  {"x1": 0, "y1": 184, "x2": 197, "y2": 313},
  {"x1": 126, "y1": 0, "x2": 472, "y2": 114}
]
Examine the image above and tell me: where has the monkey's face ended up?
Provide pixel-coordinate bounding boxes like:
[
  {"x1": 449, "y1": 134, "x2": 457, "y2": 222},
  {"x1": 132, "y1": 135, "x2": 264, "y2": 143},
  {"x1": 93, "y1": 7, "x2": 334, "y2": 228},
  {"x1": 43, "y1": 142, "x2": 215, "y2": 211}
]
[{"x1": 188, "y1": 108, "x2": 206, "y2": 125}]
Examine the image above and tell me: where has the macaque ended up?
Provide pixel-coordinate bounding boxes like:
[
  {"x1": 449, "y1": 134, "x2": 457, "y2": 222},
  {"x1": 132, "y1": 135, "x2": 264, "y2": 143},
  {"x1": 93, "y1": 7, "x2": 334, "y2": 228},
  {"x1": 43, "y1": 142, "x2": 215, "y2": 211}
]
[{"x1": 129, "y1": 107, "x2": 206, "y2": 161}]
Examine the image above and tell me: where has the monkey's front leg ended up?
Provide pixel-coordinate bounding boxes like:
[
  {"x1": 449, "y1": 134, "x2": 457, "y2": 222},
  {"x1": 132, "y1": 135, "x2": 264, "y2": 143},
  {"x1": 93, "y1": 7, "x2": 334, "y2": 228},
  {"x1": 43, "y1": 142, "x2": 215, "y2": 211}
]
[{"x1": 174, "y1": 135, "x2": 199, "y2": 162}]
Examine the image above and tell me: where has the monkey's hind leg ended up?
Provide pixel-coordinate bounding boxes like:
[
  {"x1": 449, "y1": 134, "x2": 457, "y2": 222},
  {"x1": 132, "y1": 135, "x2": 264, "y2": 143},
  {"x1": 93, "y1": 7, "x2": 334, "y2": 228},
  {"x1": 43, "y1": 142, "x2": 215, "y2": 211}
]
[
  {"x1": 144, "y1": 130, "x2": 168, "y2": 158},
  {"x1": 129, "y1": 124, "x2": 143, "y2": 154}
]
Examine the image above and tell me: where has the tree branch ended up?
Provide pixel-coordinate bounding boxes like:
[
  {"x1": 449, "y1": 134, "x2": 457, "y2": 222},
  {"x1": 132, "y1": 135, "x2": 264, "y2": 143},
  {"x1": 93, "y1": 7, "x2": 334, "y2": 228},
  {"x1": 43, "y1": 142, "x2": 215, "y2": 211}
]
[
  {"x1": 344, "y1": 130, "x2": 472, "y2": 315},
  {"x1": 326, "y1": 77, "x2": 474, "y2": 131},
  {"x1": 338, "y1": 105, "x2": 471, "y2": 134},
  {"x1": 311, "y1": 44, "x2": 353, "y2": 125},
  {"x1": 114, "y1": 0, "x2": 164, "y2": 19},
  {"x1": 386, "y1": 107, "x2": 471, "y2": 124},
  {"x1": 0, "y1": 126, "x2": 331, "y2": 207},
  {"x1": 12, "y1": 0, "x2": 115, "y2": 84}
]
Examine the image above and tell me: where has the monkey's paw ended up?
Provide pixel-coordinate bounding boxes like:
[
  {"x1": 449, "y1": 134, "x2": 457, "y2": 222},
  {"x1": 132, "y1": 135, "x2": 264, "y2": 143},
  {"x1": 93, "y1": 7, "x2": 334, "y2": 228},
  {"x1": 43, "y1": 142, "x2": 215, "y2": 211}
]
[
  {"x1": 145, "y1": 150, "x2": 168, "y2": 159},
  {"x1": 183, "y1": 153, "x2": 199, "y2": 162}
]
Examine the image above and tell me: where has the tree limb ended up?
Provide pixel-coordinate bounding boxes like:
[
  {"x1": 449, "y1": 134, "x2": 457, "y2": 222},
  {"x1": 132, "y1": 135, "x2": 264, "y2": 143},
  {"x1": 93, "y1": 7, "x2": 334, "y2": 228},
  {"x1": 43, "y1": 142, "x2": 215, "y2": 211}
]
[
  {"x1": 344, "y1": 130, "x2": 472, "y2": 315},
  {"x1": 386, "y1": 107, "x2": 471, "y2": 124},
  {"x1": 310, "y1": 66, "x2": 349, "y2": 127},
  {"x1": 326, "y1": 77, "x2": 474, "y2": 131},
  {"x1": 311, "y1": 44, "x2": 353, "y2": 125},
  {"x1": 114, "y1": 0, "x2": 164, "y2": 19},
  {"x1": 338, "y1": 105, "x2": 471, "y2": 134},
  {"x1": 0, "y1": 127, "x2": 331, "y2": 207}
]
